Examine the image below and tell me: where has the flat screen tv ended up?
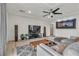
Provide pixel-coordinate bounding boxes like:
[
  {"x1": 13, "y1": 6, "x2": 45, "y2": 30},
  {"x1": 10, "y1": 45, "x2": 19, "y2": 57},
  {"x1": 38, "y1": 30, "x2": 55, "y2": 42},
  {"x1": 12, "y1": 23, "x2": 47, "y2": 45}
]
[
  {"x1": 56, "y1": 18, "x2": 76, "y2": 29},
  {"x1": 28, "y1": 25, "x2": 41, "y2": 39},
  {"x1": 28, "y1": 25, "x2": 41, "y2": 34}
]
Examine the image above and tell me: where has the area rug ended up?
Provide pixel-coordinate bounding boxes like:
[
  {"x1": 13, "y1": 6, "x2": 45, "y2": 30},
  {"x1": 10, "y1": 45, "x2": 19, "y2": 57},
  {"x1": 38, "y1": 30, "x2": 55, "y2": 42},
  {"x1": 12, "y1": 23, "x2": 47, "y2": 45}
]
[{"x1": 16, "y1": 45, "x2": 37, "y2": 56}]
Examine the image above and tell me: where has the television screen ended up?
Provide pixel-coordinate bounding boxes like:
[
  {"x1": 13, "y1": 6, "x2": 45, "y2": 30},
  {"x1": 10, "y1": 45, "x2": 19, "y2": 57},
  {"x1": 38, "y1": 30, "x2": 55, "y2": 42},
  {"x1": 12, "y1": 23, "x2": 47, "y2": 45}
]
[
  {"x1": 56, "y1": 18, "x2": 76, "y2": 29},
  {"x1": 33, "y1": 26, "x2": 41, "y2": 33},
  {"x1": 28, "y1": 25, "x2": 41, "y2": 33}
]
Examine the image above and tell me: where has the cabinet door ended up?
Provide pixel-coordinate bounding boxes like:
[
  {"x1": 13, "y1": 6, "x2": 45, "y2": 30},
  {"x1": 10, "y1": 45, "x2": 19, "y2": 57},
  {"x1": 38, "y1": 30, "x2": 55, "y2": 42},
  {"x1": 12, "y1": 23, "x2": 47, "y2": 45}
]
[
  {"x1": 43, "y1": 26, "x2": 46, "y2": 37},
  {"x1": 50, "y1": 24, "x2": 53, "y2": 35}
]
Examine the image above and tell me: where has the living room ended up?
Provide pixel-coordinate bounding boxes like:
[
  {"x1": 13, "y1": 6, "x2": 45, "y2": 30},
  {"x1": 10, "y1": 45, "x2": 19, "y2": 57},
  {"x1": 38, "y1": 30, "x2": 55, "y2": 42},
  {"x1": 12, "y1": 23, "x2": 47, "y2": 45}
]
[
  {"x1": 7, "y1": 3, "x2": 51, "y2": 42},
  {"x1": 1, "y1": 3, "x2": 79, "y2": 56}
]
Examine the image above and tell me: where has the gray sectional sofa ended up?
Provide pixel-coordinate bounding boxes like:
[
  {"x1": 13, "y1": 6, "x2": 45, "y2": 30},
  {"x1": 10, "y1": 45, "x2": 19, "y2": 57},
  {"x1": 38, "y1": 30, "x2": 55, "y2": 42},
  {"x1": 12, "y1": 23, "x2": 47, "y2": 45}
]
[{"x1": 37, "y1": 36, "x2": 79, "y2": 56}]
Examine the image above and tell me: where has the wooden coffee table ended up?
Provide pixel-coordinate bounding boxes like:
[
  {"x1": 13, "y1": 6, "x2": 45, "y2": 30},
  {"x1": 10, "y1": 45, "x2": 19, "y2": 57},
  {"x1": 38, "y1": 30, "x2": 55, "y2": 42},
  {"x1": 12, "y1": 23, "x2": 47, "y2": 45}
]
[{"x1": 30, "y1": 39, "x2": 52, "y2": 48}]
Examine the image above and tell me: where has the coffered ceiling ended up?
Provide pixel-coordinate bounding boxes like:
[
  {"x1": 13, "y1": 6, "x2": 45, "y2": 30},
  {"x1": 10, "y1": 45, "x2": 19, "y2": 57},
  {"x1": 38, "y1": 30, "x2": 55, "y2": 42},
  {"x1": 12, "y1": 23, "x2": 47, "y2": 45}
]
[{"x1": 7, "y1": 3, "x2": 79, "y2": 22}]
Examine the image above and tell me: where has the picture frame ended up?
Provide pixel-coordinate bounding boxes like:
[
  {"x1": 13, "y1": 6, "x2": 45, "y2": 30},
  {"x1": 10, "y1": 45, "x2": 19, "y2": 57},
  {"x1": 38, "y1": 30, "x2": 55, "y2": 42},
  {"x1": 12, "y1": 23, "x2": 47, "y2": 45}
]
[{"x1": 56, "y1": 18, "x2": 76, "y2": 29}]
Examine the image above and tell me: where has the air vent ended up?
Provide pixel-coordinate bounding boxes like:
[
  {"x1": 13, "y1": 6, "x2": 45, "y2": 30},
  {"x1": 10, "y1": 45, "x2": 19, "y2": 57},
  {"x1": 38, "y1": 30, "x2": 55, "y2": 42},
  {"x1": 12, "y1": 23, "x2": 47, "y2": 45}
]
[{"x1": 19, "y1": 10, "x2": 25, "y2": 13}]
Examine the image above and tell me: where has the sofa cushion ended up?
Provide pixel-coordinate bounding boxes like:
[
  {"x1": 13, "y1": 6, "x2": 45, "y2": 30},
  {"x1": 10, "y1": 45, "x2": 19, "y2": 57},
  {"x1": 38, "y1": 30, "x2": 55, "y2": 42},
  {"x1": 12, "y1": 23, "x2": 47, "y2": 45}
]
[
  {"x1": 60, "y1": 39, "x2": 75, "y2": 44},
  {"x1": 75, "y1": 37, "x2": 79, "y2": 42},
  {"x1": 63, "y1": 42, "x2": 79, "y2": 56},
  {"x1": 70, "y1": 36, "x2": 79, "y2": 42}
]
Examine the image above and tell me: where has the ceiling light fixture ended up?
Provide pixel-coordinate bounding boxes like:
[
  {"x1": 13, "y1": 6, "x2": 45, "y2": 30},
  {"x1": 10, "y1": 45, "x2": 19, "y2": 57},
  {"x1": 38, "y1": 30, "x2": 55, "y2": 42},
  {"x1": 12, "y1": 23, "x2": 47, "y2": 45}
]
[
  {"x1": 42, "y1": 8, "x2": 62, "y2": 18},
  {"x1": 48, "y1": 16, "x2": 50, "y2": 18}
]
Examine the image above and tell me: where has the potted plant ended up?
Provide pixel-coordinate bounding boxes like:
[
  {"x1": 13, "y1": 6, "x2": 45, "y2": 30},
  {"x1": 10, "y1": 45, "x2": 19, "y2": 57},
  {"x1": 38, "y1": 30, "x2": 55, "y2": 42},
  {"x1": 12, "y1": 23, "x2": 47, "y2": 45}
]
[
  {"x1": 25, "y1": 34, "x2": 29, "y2": 39},
  {"x1": 20, "y1": 34, "x2": 25, "y2": 40}
]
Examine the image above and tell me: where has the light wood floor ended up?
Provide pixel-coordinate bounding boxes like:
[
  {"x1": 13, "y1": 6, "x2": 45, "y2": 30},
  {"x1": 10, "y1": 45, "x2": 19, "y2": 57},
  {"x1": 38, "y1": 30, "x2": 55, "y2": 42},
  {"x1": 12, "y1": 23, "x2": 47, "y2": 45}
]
[{"x1": 5, "y1": 37, "x2": 48, "y2": 56}]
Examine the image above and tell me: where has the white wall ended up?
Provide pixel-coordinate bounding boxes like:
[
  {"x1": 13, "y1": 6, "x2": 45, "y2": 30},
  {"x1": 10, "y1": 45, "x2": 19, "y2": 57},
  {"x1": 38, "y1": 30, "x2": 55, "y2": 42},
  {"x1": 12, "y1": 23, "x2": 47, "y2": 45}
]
[
  {"x1": 7, "y1": 14, "x2": 79, "y2": 41},
  {"x1": 53, "y1": 16, "x2": 79, "y2": 38},
  {"x1": 7, "y1": 14, "x2": 50, "y2": 41},
  {"x1": 0, "y1": 3, "x2": 2, "y2": 55},
  {"x1": 0, "y1": 4, "x2": 7, "y2": 56}
]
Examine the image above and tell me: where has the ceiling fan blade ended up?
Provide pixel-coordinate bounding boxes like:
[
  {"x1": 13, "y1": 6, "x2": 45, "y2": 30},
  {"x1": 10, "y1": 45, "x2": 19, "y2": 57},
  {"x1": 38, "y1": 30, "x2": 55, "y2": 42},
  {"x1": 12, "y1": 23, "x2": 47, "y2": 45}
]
[
  {"x1": 54, "y1": 12, "x2": 62, "y2": 14},
  {"x1": 50, "y1": 9, "x2": 53, "y2": 11},
  {"x1": 42, "y1": 11, "x2": 49, "y2": 13},
  {"x1": 53, "y1": 8, "x2": 60, "y2": 13},
  {"x1": 43, "y1": 14, "x2": 49, "y2": 17}
]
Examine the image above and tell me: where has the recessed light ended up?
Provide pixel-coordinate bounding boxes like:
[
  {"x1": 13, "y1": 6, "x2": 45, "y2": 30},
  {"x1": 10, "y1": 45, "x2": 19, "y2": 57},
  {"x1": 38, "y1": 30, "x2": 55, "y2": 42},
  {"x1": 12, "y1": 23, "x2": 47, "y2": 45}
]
[
  {"x1": 48, "y1": 16, "x2": 50, "y2": 18},
  {"x1": 28, "y1": 10, "x2": 31, "y2": 14}
]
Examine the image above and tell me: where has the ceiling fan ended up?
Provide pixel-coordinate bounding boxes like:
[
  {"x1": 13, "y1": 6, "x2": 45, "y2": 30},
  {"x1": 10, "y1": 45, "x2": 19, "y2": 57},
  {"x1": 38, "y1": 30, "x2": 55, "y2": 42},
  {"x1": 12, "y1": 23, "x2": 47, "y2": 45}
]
[{"x1": 42, "y1": 8, "x2": 62, "y2": 18}]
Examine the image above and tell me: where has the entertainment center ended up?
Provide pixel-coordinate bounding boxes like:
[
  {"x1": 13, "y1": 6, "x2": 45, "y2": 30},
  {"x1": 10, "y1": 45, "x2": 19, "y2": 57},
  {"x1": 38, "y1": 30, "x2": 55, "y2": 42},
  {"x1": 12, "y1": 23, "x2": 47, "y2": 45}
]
[
  {"x1": 28, "y1": 25, "x2": 46, "y2": 39},
  {"x1": 28, "y1": 25, "x2": 41, "y2": 39}
]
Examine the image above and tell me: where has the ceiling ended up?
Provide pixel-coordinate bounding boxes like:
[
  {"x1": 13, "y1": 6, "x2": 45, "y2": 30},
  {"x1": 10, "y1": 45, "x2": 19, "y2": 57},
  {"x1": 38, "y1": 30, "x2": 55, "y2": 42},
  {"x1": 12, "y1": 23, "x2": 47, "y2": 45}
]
[{"x1": 7, "y1": 3, "x2": 79, "y2": 22}]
